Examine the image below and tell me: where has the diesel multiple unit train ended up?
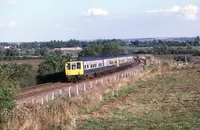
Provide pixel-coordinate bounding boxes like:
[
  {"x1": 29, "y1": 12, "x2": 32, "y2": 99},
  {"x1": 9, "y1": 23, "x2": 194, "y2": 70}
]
[{"x1": 65, "y1": 55, "x2": 139, "y2": 81}]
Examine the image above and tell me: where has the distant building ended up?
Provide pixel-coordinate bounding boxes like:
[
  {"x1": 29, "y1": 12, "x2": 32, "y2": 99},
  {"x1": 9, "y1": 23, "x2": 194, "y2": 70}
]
[
  {"x1": 126, "y1": 42, "x2": 132, "y2": 45},
  {"x1": 53, "y1": 47, "x2": 82, "y2": 51},
  {"x1": 0, "y1": 46, "x2": 11, "y2": 49},
  {"x1": 51, "y1": 47, "x2": 83, "y2": 57}
]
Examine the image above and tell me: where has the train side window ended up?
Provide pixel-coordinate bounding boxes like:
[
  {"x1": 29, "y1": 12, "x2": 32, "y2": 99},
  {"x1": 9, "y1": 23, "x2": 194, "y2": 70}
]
[
  {"x1": 67, "y1": 63, "x2": 71, "y2": 70},
  {"x1": 84, "y1": 65, "x2": 87, "y2": 69},
  {"x1": 90, "y1": 65, "x2": 93, "y2": 68},
  {"x1": 72, "y1": 63, "x2": 76, "y2": 70},
  {"x1": 98, "y1": 63, "x2": 102, "y2": 67},
  {"x1": 87, "y1": 65, "x2": 89, "y2": 68},
  {"x1": 77, "y1": 62, "x2": 81, "y2": 69}
]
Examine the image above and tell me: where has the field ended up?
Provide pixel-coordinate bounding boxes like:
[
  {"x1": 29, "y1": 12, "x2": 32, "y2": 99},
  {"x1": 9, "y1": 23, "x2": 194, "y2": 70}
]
[
  {"x1": 77, "y1": 68, "x2": 200, "y2": 129},
  {"x1": 0, "y1": 59, "x2": 42, "y2": 69}
]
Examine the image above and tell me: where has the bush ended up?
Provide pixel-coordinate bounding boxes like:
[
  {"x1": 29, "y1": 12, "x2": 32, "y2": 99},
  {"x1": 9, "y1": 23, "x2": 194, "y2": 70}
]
[
  {"x1": 0, "y1": 69, "x2": 18, "y2": 125},
  {"x1": 37, "y1": 54, "x2": 70, "y2": 83}
]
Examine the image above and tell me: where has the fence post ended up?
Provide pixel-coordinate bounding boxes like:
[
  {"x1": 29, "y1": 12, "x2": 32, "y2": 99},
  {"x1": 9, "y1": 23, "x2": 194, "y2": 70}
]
[
  {"x1": 76, "y1": 85, "x2": 79, "y2": 95},
  {"x1": 84, "y1": 83, "x2": 86, "y2": 92},
  {"x1": 41, "y1": 98, "x2": 44, "y2": 104},
  {"x1": 90, "y1": 81, "x2": 92, "y2": 88},
  {"x1": 59, "y1": 89, "x2": 62, "y2": 95},
  {"x1": 46, "y1": 95, "x2": 48, "y2": 102},
  {"x1": 52, "y1": 92, "x2": 55, "y2": 100},
  {"x1": 32, "y1": 98, "x2": 35, "y2": 104},
  {"x1": 69, "y1": 86, "x2": 71, "y2": 97},
  {"x1": 71, "y1": 118, "x2": 76, "y2": 128}
]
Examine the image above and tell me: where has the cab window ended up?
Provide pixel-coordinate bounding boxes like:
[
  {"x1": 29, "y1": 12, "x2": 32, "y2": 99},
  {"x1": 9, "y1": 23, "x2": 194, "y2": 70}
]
[
  {"x1": 72, "y1": 63, "x2": 76, "y2": 70},
  {"x1": 67, "y1": 63, "x2": 71, "y2": 70},
  {"x1": 77, "y1": 62, "x2": 81, "y2": 69}
]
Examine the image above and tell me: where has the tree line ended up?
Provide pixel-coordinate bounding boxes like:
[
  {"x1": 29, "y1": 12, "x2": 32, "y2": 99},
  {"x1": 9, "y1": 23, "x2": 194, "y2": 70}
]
[
  {"x1": 15, "y1": 39, "x2": 126, "y2": 49},
  {"x1": 79, "y1": 43, "x2": 124, "y2": 57},
  {"x1": 130, "y1": 36, "x2": 200, "y2": 47}
]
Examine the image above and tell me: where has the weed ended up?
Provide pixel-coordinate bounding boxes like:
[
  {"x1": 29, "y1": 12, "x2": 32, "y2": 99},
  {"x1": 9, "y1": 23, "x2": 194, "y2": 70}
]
[{"x1": 78, "y1": 69, "x2": 200, "y2": 130}]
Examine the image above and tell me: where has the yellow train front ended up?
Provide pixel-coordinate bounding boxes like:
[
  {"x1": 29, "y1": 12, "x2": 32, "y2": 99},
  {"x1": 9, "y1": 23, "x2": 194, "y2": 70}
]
[
  {"x1": 65, "y1": 55, "x2": 137, "y2": 82},
  {"x1": 65, "y1": 61, "x2": 85, "y2": 82}
]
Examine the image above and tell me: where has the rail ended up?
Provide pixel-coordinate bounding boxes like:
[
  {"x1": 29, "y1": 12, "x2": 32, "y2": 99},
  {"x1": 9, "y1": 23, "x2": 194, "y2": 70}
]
[{"x1": 16, "y1": 65, "x2": 144, "y2": 104}]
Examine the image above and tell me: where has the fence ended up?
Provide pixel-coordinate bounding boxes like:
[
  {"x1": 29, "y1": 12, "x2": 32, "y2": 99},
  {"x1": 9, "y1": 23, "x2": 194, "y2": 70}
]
[{"x1": 17, "y1": 65, "x2": 144, "y2": 104}]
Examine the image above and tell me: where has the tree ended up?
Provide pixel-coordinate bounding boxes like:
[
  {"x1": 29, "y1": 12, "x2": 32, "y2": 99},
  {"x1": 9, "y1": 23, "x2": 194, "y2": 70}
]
[
  {"x1": 38, "y1": 54, "x2": 70, "y2": 76},
  {"x1": 5, "y1": 48, "x2": 19, "y2": 57},
  {"x1": 196, "y1": 36, "x2": 200, "y2": 42},
  {"x1": 102, "y1": 43, "x2": 121, "y2": 56},
  {"x1": 79, "y1": 46, "x2": 99, "y2": 57}
]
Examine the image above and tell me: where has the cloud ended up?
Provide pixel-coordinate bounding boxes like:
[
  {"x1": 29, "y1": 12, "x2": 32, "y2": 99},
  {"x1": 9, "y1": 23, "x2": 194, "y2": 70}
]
[
  {"x1": 8, "y1": 0, "x2": 16, "y2": 5},
  {"x1": 181, "y1": 5, "x2": 198, "y2": 20},
  {"x1": 82, "y1": 8, "x2": 109, "y2": 16},
  {"x1": 146, "y1": 5, "x2": 198, "y2": 20},
  {"x1": 146, "y1": 6, "x2": 181, "y2": 13},
  {"x1": 8, "y1": 21, "x2": 17, "y2": 28}
]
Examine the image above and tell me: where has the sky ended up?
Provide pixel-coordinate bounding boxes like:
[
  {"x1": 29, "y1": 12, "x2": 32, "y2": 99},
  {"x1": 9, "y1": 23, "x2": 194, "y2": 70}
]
[{"x1": 0, "y1": 0, "x2": 200, "y2": 42}]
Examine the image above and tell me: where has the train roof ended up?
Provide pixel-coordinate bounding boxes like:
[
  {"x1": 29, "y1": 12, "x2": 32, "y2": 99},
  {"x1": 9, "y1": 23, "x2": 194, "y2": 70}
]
[{"x1": 79, "y1": 54, "x2": 135, "y2": 61}]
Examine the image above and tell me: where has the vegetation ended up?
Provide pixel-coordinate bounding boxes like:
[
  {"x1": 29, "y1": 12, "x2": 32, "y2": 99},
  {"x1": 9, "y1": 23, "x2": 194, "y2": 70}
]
[
  {"x1": 17, "y1": 39, "x2": 126, "y2": 49},
  {"x1": 37, "y1": 54, "x2": 70, "y2": 83},
  {"x1": 78, "y1": 67, "x2": 200, "y2": 129},
  {"x1": 2, "y1": 60, "x2": 200, "y2": 129},
  {"x1": 0, "y1": 64, "x2": 19, "y2": 125},
  {"x1": 79, "y1": 43, "x2": 122, "y2": 57},
  {"x1": 1, "y1": 36, "x2": 200, "y2": 60}
]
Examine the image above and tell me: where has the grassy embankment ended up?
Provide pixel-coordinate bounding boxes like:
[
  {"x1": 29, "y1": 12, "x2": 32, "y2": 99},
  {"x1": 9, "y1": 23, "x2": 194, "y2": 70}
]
[
  {"x1": 77, "y1": 66, "x2": 200, "y2": 129},
  {"x1": 2, "y1": 61, "x2": 200, "y2": 130}
]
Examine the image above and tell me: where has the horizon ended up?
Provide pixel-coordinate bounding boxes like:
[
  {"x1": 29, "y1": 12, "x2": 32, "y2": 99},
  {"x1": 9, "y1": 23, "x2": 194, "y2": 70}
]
[
  {"x1": 1, "y1": 0, "x2": 200, "y2": 42},
  {"x1": 0, "y1": 36, "x2": 197, "y2": 43}
]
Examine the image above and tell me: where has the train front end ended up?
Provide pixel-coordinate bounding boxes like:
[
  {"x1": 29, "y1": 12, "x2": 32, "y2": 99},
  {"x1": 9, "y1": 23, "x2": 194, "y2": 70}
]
[{"x1": 65, "y1": 61, "x2": 84, "y2": 82}]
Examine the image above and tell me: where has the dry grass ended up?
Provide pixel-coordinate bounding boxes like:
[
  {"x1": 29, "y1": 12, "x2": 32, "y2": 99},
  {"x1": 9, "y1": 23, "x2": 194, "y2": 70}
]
[
  {"x1": 3, "y1": 60, "x2": 198, "y2": 130},
  {"x1": 77, "y1": 66, "x2": 200, "y2": 130},
  {"x1": 1, "y1": 66, "x2": 153, "y2": 130}
]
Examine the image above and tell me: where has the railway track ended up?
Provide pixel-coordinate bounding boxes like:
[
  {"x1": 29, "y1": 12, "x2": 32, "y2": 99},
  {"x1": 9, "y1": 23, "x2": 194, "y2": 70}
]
[
  {"x1": 16, "y1": 82, "x2": 70, "y2": 99},
  {"x1": 17, "y1": 62, "x2": 140, "y2": 100}
]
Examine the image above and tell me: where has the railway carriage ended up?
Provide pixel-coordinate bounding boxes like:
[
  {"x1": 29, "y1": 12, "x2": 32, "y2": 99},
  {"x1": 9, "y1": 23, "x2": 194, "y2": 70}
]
[{"x1": 65, "y1": 55, "x2": 137, "y2": 82}]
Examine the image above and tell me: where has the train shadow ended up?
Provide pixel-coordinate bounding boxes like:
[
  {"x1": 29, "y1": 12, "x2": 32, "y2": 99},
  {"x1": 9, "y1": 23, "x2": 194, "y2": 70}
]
[{"x1": 36, "y1": 71, "x2": 67, "y2": 84}]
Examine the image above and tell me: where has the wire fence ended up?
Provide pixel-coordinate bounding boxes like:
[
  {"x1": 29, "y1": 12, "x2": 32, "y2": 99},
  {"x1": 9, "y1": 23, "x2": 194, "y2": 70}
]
[{"x1": 17, "y1": 65, "x2": 144, "y2": 104}]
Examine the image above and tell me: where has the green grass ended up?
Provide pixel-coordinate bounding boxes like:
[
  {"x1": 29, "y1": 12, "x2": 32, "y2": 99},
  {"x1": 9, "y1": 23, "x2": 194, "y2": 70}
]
[{"x1": 77, "y1": 69, "x2": 200, "y2": 130}]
